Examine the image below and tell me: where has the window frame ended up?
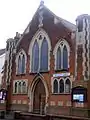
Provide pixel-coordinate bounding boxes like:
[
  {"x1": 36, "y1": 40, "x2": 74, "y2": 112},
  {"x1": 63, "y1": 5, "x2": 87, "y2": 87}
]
[
  {"x1": 52, "y1": 77, "x2": 71, "y2": 94},
  {"x1": 13, "y1": 79, "x2": 28, "y2": 94},
  {"x1": 28, "y1": 29, "x2": 51, "y2": 73},
  {"x1": 16, "y1": 49, "x2": 27, "y2": 75}
]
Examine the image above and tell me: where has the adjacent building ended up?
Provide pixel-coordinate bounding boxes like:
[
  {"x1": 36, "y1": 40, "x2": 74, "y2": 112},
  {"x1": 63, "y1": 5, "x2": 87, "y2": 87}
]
[
  {"x1": 0, "y1": 49, "x2": 5, "y2": 88},
  {"x1": 0, "y1": 1, "x2": 90, "y2": 118}
]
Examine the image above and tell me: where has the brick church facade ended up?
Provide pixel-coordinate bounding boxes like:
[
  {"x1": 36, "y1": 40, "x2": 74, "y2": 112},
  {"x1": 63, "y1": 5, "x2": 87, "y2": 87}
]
[{"x1": 0, "y1": 1, "x2": 90, "y2": 118}]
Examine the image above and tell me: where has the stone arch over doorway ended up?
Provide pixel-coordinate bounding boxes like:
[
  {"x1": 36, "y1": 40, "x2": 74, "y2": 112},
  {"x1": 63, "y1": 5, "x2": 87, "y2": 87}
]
[{"x1": 28, "y1": 74, "x2": 49, "y2": 113}]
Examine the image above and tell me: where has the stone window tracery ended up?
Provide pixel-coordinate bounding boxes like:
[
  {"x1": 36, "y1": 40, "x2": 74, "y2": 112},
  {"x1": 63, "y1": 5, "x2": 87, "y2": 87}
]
[
  {"x1": 52, "y1": 78, "x2": 71, "y2": 94},
  {"x1": 53, "y1": 39, "x2": 70, "y2": 71},
  {"x1": 16, "y1": 49, "x2": 27, "y2": 75}
]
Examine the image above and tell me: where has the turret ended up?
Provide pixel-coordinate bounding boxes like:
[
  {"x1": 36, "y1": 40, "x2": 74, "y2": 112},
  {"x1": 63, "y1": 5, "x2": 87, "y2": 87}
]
[{"x1": 76, "y1": 14, "x2": 90, "y2": 80}]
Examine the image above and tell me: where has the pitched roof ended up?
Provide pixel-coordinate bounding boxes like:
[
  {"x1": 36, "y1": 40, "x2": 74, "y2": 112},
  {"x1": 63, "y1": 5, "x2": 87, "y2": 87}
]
[
  {"x1": 0, "y1": 49, "x2": 5, "y2": 56},
  {"x1": 16, "y1": 2, "x2": 76, "y2": 47},
  {"x1": 43, "y1": 5, "x2": 76, "y2": 31}
]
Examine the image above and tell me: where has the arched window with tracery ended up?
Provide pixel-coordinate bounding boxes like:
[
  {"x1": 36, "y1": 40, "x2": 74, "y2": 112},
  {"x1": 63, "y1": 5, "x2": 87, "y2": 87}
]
[
  {"x1": 32, "y1": 40, "x2": 39, "y2": 72},
  {"x1": 29, "y1": 29, "x2": 51, "y2": 73},
  {"x1": 53, "y1": 79, "x2": 58, "y2": 93},
  {"x1": 53, "y1": 40, "x2": 70, "y2": 71},
  {"x1": 65, "y1": 79, "x2": 71, "y2": 93},
  {"x1": 16, "y1": 50, "x2": 27, "y2": 75},
  {"x1": 59, "y1": 79, "x2": 64, "y2": 93},
  {"x1": 40, "y1": 38, "x2": 48, "y2": 71}
]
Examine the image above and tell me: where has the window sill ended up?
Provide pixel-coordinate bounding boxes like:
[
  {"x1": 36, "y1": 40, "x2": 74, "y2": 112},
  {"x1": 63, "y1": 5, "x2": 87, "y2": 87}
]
[
  {"x1": 52, "y1": 93, "x2": 71, "y2": 95},
  {"x1": 13, "y1": 93, "x2": 27, "y2": 95},
  {"x1": 16, "y1": 73, "x2": 26, "y2": 76},
  {"x1": 55, "y1": 69, "x2": 69, "y2": 72},
  {"x1": 30, "y1": 70, "x2": 49, "y2": 74}
]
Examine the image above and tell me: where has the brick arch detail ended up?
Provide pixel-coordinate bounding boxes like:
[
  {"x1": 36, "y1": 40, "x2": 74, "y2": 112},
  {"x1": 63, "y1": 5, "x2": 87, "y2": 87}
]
[{"x1": 28, "y1": 74, "x2": 49, "y2": 113}]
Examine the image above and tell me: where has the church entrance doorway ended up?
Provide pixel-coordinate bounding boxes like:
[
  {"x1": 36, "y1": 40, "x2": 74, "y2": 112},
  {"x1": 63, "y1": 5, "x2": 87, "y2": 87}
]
[{"x1": 33, "y1": 78, "x2": 46, "y2": 114}]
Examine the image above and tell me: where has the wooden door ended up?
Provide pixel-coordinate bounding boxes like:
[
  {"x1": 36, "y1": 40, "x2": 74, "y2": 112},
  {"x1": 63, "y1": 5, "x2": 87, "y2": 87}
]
[{"x1": 33, "y1": 79, "x2": 46, "y2": 113}]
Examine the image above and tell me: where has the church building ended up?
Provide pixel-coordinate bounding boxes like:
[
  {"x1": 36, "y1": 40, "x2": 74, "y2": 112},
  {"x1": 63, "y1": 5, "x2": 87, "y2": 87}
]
[{"x1": 0, "y1": 1, "x2": 90, "y2": 118}]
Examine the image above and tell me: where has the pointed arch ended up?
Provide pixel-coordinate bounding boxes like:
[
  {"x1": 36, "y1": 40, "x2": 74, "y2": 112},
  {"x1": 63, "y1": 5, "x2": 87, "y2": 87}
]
[
  {"x1": 63, "y1": 45, "x2": 68, "y2": 69},
  {"x1": 53, "y1": 79, "x2": 58, "y2": 93},
  {"x1": 22, "y1": 81, "x2": 27, "y2": 93},
  {"x1": 32, "y1": 40, "x2": 39, "y2": 72},
  {"x1": 53, "y1": 39, "x2": 70, "y2": 70},
  {"x1": 59, "y1": 79, "x2": 64, "y2": 93},
  {"x1": 65, "y1": 79, "x2": 71, "y2": 93},
  {"x1": 56, "y1": 47, "x2": 61, "y2": 70},
  {"x1": 28, "y1": 28, "x2": 51, "y2": 72},
  {"x1": 40, "y1": 38, "x2": 48, "y2": 71},
  {"x1": 28, "y1": 73, "x2": 49, "y2": 112}
]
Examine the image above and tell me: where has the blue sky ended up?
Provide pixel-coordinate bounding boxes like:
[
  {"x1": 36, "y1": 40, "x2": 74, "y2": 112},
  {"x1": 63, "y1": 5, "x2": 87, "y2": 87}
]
[{"x1": 0, "y1": 0, "x2": 90, "y2": 49}]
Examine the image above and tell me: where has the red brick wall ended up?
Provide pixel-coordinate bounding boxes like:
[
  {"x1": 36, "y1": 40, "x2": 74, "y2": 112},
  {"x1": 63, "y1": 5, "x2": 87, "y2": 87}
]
[{"x1": 2, "y1": 8, "x2": 76, "y2": 114}]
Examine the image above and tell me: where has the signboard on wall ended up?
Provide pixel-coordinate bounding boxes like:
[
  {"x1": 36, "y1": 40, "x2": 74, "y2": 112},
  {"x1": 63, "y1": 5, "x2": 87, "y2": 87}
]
[{"x1": 53, "y1": 72, "x2": 70, "y2": 78}]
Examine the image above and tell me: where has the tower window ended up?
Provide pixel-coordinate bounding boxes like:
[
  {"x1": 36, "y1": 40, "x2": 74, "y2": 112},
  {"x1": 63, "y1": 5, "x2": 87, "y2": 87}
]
[{"x1": 78, "y1": 20, "x2": 83, "y2": 32}]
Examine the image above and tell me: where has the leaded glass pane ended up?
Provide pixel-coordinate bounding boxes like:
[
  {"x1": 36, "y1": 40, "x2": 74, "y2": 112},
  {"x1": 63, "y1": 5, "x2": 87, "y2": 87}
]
[
  {"x1": 32, "y1": 41, "x2": 39, "y2": 72},
  {"x1": 63, "y1": 45, "x2": 68, "y2": 69},
  {"x1": 18, "y1": 56, "x2": 22, "y2": 74},
  {"x1": 22, "y1": 54, "x2": 25, "y2": 73},
  {"x1": 56, "y1": 47, "x2": 61, "y2": 70}
]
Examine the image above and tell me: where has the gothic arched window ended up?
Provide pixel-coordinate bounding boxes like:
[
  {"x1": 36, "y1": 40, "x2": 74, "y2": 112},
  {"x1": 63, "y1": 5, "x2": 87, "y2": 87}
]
[
  {"x1": 16, "y1": 50, "x2": 27, "y2": 75},
  {"x1": 29, "y1": 29, "x2": 51, "y2": 73},
  {"x1": 59, "y1": 79, "x2": 64, "y2": 93},
  {"x1": 53, "y1": 79, "x2": 58, "y2": 93},
  {"x1": 56, "y1": 47, "x2": 61, "y2": 70},
  {"x1": 40, "y1": 38, "x2": 48, "y2": 71},
  {"x1": 32, "y1": 41, "x2": 39, "y2": 72},
  {"x1": 63, "y1": 45, "x2": 68, "y2": 69},
  {"x1": 65, "y1": 79, "x2": 71, "y2": 93},
  {"x1": 53, "y1": 40, "x2": 70, "y2": 71}
]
